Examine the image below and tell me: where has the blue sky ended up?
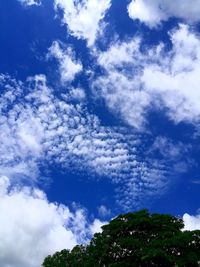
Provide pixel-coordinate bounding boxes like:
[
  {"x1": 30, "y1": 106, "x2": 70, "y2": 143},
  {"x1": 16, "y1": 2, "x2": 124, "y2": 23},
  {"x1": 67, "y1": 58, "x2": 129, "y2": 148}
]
[{"x1": 1, "y1": 0, "x2": 200, "y2": 266}]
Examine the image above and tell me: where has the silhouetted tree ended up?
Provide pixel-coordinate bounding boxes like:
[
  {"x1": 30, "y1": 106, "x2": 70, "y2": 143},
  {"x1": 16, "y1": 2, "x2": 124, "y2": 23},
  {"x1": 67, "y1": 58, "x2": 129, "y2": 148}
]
[{"x1": 42, "y1": 209, "x2": 200, "y2": 267}]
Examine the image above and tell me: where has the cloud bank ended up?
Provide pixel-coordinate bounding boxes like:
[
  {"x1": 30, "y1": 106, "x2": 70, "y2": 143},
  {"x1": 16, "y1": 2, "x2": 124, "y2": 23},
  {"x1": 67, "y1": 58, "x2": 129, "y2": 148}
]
[{"x1": 0, "y1": 176, "x2": 104, "y2": 267}]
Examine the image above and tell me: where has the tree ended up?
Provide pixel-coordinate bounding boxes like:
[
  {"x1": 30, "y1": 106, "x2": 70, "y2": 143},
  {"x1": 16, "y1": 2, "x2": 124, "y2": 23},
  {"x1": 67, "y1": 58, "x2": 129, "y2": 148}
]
[{"x1": 42, "y1": 209, "x2": 200, "y2": 267}]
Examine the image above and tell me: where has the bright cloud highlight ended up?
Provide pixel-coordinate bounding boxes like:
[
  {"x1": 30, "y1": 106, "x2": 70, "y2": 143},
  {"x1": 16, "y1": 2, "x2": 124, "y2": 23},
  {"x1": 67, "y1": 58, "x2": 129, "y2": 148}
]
[
  {"x1": 94, "y1": 24, "x2": 200, "y2": 129},
  {"x1": 183, "y1": 213, "x2": 200, "y2": 231},
  {"x1": 128, "y1": 0, "x2": 200, "y2": 27},
  {"x1": 54, "y1": 0, "x2": 111, "y2": 46},
  {"x1": 0, "y1": 176, "x2": 103, "y2": 267}
]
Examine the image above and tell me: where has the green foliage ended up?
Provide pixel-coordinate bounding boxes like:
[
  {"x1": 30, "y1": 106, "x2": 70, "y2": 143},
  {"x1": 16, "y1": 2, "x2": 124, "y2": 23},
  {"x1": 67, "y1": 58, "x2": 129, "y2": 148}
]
[{"x1": 42, "y1": 209, "x2": 200, "y2": 267}]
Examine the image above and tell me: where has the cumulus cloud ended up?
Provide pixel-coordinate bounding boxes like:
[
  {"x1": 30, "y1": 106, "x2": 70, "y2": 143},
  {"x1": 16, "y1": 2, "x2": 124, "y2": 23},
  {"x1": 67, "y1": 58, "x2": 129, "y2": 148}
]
[
  {"x1": 54, "y1": 0, "x2": 111, "y2": 46},
  {"x1": 142, "y1": 24, "x2": 200, "y2": 124},
  {"x1": 48, "y1": 41, "x2": 83, "y2": 83},
  {"x1": 128, "y1": 0, "x2": 200, "y2": 27},
  {"x1": 94, "y1": 24, "x2": 200, "y2": 129},
  {"x1": 89, "y1": 219, "x2": 106, "y2": 235},
  {"x1": 0, "y1": 176, "x2": 104, "y2": 267},
  {"x1": 183, "y1": 213, "x2": 200, "y2": 230}
]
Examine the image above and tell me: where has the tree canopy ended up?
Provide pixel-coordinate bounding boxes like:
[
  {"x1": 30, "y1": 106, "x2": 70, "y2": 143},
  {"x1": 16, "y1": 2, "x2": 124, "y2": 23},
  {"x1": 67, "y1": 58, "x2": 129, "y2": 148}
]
[{"x1": 42, "y1": 209, "x2": 200, "y2": 267}]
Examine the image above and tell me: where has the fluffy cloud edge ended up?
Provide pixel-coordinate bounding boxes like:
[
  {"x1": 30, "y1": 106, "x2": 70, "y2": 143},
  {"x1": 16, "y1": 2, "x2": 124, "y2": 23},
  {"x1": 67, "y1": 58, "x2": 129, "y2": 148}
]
[
  {"x1": 127, "y1": 0, "x2": 200, "y2": 27},
  {"x1": 94, "y1": 23, "x2": 200, "y2": 129},
  {"x1": 183, "y1": 213, "x2": 200, "y2": 231},
  {"x1": 47, "y1": 41, "x2": 83, "y2": 83},
  {"x1": 54, "y1": 0, "x2": 111, "y2": 46},
  {"x1": 0, "y1": 176, "x2": 104, "y2": 267}
]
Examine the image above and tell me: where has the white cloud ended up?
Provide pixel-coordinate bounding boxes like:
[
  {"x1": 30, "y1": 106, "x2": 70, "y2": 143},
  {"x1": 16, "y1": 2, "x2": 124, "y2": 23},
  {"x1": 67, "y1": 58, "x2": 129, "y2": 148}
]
[
  {"x1": 1, "y1": 74, "x2": 132, "y2": 179},
  {"x1": 0, "y1": 73, "x2": 174, "y2": 209},
  {"x1": 18, "y1": 0, "x2": 41, "y2": 6},
  {"x1": 48, "y1": 41, "x2": 82, "y2": 83},
  {"x1": 0, "y1": 170, "x2": 188, "y2": 267},
  {"x1": 0, "y1": 176, "x2": 104, "y2": 267},
  {"x1": 94, "y1": 24, "x2": 200, "y2": 129},
  {"x1": 142, "y1": 24, "x2": 200, "y2": 124},
  {"x1": 93, "y1": 38, "x2": 150, "y2": 129},
  {"x1": 54, "y1": 0, "x2": 111, "y2": 46},
  {"x1": 0, "y1": 173, "x2": 196, "y2": 267},
  {"x1": 183, "y1": 213, "x2": 200, "y2": 230},
  {"x1": 128, "y1": 0, "x2": 200, "y2": 27},
  {"x1": 89, "y1": 219, "x2": 106, "y2": 235},
  {"x1": 68, "y1": 87, "x2": 86, "y2": 100}
]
